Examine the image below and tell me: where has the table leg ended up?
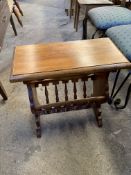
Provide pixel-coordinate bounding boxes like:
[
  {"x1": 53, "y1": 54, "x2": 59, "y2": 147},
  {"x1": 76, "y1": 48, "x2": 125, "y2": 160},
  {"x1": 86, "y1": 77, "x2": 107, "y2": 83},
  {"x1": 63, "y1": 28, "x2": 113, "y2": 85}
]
[
  {"x1": 74, "y1": 1, "x2": 80, "y2": 31},
  {"x1": 25, "y1": 73, "x2": 109, "y2": 137},
  {"x1": 83, "y1": 17, "x2": 88, "y2": 39},
  {"x1": 65, "y1": 0, "x2": 74, "y2": 17},
  {"x1": 92, "y1": 72, "x2": 109, "y2": 127},
  {"x1": 0, "y1": 81, "x2": 8, "y2": 100},
  {"x1": 35, "y1": 114, "x2": 41, "y2": 138},
  {"x1": 69, "y1": 0, "x2": 73, "y2": 18},
  {"x1": 26, "y1": 83, "x2": 41, "y2": 138}
]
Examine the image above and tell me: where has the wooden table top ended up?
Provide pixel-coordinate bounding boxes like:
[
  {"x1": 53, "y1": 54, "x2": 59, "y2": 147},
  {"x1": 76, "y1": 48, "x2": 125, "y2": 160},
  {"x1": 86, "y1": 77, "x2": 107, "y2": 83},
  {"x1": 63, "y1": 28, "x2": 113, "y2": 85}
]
[
  {"x1": 78, "y1": 0, "x2": 113, "y2": 5},
  {"x1": 10, "y1": 38, "x2": 131, "y2": 82}
]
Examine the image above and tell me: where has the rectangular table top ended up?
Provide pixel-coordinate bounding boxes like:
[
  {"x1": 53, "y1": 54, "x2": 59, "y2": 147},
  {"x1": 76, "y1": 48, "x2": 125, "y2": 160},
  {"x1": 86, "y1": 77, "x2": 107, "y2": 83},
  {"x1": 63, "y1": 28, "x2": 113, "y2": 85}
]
[{"x1": 10, "y1": 38, "x2": 131, "y2": 82}]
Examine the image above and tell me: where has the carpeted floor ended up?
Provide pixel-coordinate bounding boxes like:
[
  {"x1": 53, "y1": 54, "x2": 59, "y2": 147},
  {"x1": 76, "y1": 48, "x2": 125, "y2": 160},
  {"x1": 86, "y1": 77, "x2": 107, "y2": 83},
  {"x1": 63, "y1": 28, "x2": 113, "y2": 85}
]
[{"x1": 0, "y1": 0, "x2": 131, "y2": 175}]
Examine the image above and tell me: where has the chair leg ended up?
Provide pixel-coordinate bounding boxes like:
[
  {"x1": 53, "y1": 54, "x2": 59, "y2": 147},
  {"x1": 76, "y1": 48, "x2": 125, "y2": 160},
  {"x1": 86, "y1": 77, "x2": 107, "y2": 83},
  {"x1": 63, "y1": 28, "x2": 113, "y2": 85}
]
[
  {"x1": 112, "y1": 72, "x2": 130, "y2": 99},
  {"x1": 82, "y1": 17, "x2": 88, "y2": 39},
  {"x1": 70, "y1": 0, "x2": 74, "y2": 18},
  {"x1": 92, "y1": 29, "x2": 99, "y2": 39},
  {"x1": 99, "y1": 30, "x2": 106, "y2": 38},
  {"x1": 110, "y1": 70, "x2": 120, "y2": 98},
  {"x1": 75, "y1": 3, "x2": 80, "y2": 32},
  {"x1": 10, "y1": 15, "x2": 17, "y2": 36},
  {"x1": 13, "y1": 0, "x2": 24, "y2": 16},
  {"x1": 65, "y1": 9, "x2": 69, "y2": 16},
  {"x1": 74, "y1": 0, "x2": 78, "y2": 28},
  {"x1": 13, "y1": 6, "x2": 23, "y2": 27},
  {"x1": 108, "y1": 70, "x2": 131, "y2": 107},
  {"x1": 114, "y1": 83, "x2": 131, "y2": 109},
  {"x1": 0, "y1": 81, "x2": 8, "y2": 100}
]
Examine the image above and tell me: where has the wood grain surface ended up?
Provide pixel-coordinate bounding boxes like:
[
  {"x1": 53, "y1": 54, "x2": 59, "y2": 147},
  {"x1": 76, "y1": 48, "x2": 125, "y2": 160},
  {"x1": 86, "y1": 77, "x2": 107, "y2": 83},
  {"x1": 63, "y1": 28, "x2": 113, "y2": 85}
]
[{"x1": 10, "y1": 38, "x2": 131, "y2": 82}]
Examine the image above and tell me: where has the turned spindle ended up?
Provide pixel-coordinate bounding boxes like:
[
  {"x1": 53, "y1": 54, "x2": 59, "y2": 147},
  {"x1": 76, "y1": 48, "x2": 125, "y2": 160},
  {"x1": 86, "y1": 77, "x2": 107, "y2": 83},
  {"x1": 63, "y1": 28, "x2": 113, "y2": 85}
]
[
  {"x1": 44, "y1": 85, "x2": 49, "y2": 104},
  {"x1": 62, "y1": 80, "x2": 68, "y2": 101},
  {"x1": 72, "y1": 79, "x2": 78, "y2": 99},
  {"x1": 82, "y1": 78, "x2": 88, "y2": 98},
  {"x1": 53, "y1": 81, "x2": 59, "y2": 102}
]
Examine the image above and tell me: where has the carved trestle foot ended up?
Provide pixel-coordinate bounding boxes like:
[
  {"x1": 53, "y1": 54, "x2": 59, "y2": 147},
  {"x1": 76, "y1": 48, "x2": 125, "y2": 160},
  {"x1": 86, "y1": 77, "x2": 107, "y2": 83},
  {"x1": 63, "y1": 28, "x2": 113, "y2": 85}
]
[{"x1": 25, "y1": 73, "x2": 109, "y2": 137}]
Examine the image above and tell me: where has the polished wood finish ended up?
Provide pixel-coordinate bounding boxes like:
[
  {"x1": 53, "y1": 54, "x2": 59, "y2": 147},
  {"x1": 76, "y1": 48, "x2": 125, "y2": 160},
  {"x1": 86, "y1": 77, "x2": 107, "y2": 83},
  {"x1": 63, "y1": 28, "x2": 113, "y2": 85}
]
[
  {"x1": 11, "y1": 38, "x2": 130, "y2": 82},
  {"x1": 10, "y1": 38, "x2": 131, "y2": 137}
]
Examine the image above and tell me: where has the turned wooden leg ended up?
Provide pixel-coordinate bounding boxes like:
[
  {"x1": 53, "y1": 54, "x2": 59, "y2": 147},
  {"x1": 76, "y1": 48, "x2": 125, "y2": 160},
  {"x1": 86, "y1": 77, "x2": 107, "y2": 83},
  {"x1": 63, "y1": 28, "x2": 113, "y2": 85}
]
[
  {"x1": 0, "y1": 81, "x2": 8, "y2": 100},
  {"x1": 82, "y1": 17, "x2": 88, "y2": 39},
  {"x1": 74, "y1": 1, "x2": 78, "y2": 29},
  {"x1": 26, "y1": 83, "x2": 41, "y2": 138},
  {"x1": 10, "y1": 15, "x2": 17, "y2": 36},
  {"x1": 92, "y1": 72, "x2": 109, "y2": 127},
  {"x1": 13, "y1": 6, "x2": 23, "y2": 27},
  {"x1": 35, "y1": 114, "x2": 41, "y2": 138},
  {"x1": 70, "y1": 0, "x2": 74, "y2": 18},
  {"x1": 74, "y1": 2, "x2": 80, "y2": 32},
  {"x1": 75, "y1": 4, "x2": 80, "y2": 32},
  {"x1": 14, "y1": 0, "x2": 24, "y2": 16}
]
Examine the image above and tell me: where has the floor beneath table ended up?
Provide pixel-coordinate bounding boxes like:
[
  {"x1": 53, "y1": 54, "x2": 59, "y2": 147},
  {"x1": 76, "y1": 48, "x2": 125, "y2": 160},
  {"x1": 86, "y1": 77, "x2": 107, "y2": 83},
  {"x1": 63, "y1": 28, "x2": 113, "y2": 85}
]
[{"x1": 0, "y1": 0, "x2": 131, "y2": 175}]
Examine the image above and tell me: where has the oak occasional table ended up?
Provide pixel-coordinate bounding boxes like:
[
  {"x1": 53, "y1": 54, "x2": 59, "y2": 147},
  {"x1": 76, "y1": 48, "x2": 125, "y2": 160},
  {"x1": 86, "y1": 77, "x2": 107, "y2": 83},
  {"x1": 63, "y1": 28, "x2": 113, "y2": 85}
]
[{"x1": 10, "y1": 38, "x2": 131, "y2": 138}]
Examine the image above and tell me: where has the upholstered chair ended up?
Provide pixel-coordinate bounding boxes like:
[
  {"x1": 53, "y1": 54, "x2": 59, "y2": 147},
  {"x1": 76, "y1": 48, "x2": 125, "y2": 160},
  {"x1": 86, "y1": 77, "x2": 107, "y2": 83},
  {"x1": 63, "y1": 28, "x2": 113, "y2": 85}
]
[{"x1": 83, "y1": 2, "x2": 131, "y2": 39}]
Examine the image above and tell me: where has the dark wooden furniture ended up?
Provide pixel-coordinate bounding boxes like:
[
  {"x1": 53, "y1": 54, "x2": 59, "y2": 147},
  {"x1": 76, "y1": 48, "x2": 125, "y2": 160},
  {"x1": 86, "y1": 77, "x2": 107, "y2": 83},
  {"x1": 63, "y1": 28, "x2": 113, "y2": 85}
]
[
  {"x1": 0, "y1": 0, "x2": 23, "y2": 100},
  {"x1": 10, "y1": 38, "x2": 131, "y2": 138},
  {"x1": 0, "y1": 0, "x2": 10, "y2": 100}
]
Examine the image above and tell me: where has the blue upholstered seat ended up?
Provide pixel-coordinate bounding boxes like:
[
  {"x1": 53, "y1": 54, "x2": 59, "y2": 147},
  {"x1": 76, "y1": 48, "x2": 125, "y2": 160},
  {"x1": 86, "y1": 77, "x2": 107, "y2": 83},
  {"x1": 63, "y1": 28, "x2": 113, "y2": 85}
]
[
  {"x1": 88, "y1": 6, "x2": 131, "y2": 30},
  {"x1": 106, "y1": 25, "x2": 131, "y2": 61}
]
